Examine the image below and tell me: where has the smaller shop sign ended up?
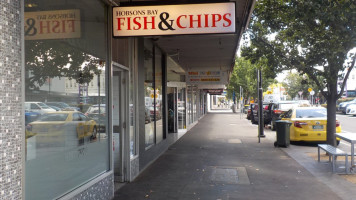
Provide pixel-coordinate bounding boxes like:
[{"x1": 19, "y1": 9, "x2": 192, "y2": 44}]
[
  {"x1": 113, "y1": 2, "x2": 235, "y2": 37},
  {"x1": 204, "y1": 89, "x2": 223, "y2": 95},
  {"x1": 186, "y1": 71, "x2": 228, "y2": 85},
  {"x1": 25, "y1": 9, "x2": 81, "y2": 40}
]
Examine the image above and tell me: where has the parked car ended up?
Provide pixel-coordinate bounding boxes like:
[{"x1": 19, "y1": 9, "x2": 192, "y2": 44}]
[
  {"x1": 345, "y1": 104, "x2": 356, "y2": 116},
  {"x1": 46, "y1": 102, "x2": 80, "y2": 111},
  {"x1": 265, "y1": 101, "x2": 299, "y2": 130},
  {"x1": 25, "y1": 111, "x2": 97, "y2": 146},
  {"x1": 247, "y1": 103, "x2": 256, "y2": 120},
  {"x1": 280, "y1": 107, "x2": 341, "y2": 144},
  {"x1": 338, "y1": 98, "x2": 356, "y2": 114},
  {"x1": 25, "y1": 102, "x2": 56, "y2": 115},
  {"x1": 251, "y1": 103, "x2": 269, "y2": 125}
]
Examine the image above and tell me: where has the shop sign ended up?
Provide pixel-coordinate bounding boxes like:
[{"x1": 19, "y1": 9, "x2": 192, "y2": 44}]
[
  {"x1": 113, "y1": 2, "x2": 235, "y2": 37},
  {"x1": 204, "y1": 89, "x2": 223, "y2": 95},
  {"x1": 25, "y1": 9, "x2": 81, "y2": 40},
  {"x1": 186, "y1": 71, "x2": 228, "y2": 85}
]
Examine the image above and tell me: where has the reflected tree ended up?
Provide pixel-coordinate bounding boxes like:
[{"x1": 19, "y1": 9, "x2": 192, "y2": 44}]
[{"x1": 25, "y1": 40, "x2": 102, "y2": 91}]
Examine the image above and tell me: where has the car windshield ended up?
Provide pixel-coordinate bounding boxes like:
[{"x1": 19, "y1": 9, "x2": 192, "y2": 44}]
[
  {"x1": 296, "y1": 109, "x2": 326, "y2": 118},
  {"x1": 38, "y1": 113, "x2": 68, "y2": 121},
  {"x1": 87, "y1": 106, "x2": 106, "y2": 114}
]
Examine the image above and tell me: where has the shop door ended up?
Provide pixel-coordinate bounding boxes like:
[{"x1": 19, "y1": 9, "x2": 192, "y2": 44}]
[
  {"x1": 112, "y1": 64, "x2": 129, "y2": 182},
  {"x1": 167, "y1": 87, "x2": 177, "y2": 133}
]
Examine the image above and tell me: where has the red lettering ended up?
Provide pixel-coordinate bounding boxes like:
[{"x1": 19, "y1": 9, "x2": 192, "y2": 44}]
[
  {"x1": 127, "y1": 17, "x2": 131, "y2": 30},
  {"x1": 204, "y1": 14, "x2": 209, "y2": 27},
  {"x1": 189, "y1": 15, "x2": 202, "y2": 28},
  {"x1": 177, "y1": 15, "x2": 187, "y2": 28},
  {"x1": 133, "y1": 17, "x2": 141, "y2": 30},
  {"x1": 51, "y1": 21, "x2": 60, "y2": 33},
  {"x1": 223, "y1": 13, "x2": 232, "y2": 27},
  {"x1": 117, "y1": 18, "x2": 125, "y2": 30},
  {"x1": 143, "y1": 16, "x2": 155, "y2": 30},
  {"x1": 39, "y1": 21, "x2": 50, "y2": 34},
  {"x1": 67, "y1": 20, "x2": 75, "y2": 32},
  {"x1": 212, "y1": 14, "x2": 222, "y2": 27}
]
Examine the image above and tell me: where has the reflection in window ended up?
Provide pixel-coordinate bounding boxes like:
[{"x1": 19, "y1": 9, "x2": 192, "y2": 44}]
[
  {"x1": 24, "y1": 1, "x2": 109, "y2": 200},
  {"x1": 144, "y1": 40, "x2": 155, "y2": 148}
]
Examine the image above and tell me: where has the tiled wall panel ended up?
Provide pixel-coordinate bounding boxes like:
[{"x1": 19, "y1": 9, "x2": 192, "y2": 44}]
[{"x1": 0, "y1": 0, "x2": 23, "y2": 199}]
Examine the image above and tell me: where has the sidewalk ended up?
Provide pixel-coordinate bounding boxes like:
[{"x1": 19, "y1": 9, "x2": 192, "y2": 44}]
[{"x1": 114, "y1": 111, "x2": 354, "y2": 200}]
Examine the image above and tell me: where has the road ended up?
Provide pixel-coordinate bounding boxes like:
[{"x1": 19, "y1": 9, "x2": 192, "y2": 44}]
[{"x1": 337, "y1": 114, "x2": 356, "y2": 133}]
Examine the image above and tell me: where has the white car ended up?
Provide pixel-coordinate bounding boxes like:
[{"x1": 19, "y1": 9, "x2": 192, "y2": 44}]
[
  {"x1": 25, "y1": 102, "x2": 56, "y2": 115},
  {"x1": 346, "y1": 104, "x2": 356, "y2": 116}
]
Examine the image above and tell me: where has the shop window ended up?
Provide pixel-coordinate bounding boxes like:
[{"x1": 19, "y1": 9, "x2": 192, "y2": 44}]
[
  {"x1": 144, "y1": 40, "x2": 164, "y2": 148},
  {"x1": 24, "y1": 1, "x2": 109, "y2": 199}
]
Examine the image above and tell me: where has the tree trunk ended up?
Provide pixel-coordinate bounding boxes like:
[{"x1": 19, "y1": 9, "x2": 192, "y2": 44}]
[{"x1": 326, "y1": 84, "x2": 338, "y2": 147}]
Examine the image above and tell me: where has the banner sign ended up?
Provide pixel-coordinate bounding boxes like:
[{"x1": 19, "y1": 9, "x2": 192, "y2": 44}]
[
  {"x1": 25, "y1": 9, "x2": 81, "y2": 40},
  {"x1": 113, "y1": 2, "x2": 235, "y2": 37},
  {"x1": 186, "y1": 71, "x2": 228, "y2": 85}
]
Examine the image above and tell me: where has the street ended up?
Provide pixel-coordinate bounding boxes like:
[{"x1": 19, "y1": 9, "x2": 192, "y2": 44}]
[{"x1": 337, "y1": 114, "x2": 356, "y2": 133}]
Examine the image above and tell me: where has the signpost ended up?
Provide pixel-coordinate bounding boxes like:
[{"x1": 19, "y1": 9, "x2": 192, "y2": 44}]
[{"x1": 310, "y1": 90, "x2": 315, "y2": 105}]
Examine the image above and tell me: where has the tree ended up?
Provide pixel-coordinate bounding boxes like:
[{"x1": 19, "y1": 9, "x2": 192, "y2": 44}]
[
  {"x1": 242, "y1": 0, "x2": 356, "y2": 146},
  {"x1": 282, "y1": 72, "x2": 318, "y2": 100},
  {"x1": 227, "y1": 57, "x2": 275, "y2": 103}
]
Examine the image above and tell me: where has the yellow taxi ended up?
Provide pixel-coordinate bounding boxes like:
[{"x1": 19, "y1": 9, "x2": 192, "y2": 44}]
[
  {"x1": 25, "y1": 111, "x2": 97, "y2": 146},
  {"x1": 281, "y1": 107, "x2": 341, "y2": 143}
]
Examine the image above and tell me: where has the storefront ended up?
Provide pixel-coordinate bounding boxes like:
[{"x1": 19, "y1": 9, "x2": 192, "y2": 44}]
[{"x1": 1, "y1": 0, "x2": 254, "y2": 199}]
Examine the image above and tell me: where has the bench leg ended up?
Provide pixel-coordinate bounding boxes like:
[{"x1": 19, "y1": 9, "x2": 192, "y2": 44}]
[
  {"x1": 318, "y1": 147, "x2": 320, "y2": 162},
  {"x1": 345, "y1": 155, "x2": 349, "y2": 174},
  {"x1": 332, "y1": 155, "x2": 336, "y2": 173}
]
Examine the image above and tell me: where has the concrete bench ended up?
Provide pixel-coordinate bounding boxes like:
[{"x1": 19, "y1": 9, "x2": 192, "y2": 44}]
[{"x1": 318, "y1": 144, "x2": 348, "y2": 173}]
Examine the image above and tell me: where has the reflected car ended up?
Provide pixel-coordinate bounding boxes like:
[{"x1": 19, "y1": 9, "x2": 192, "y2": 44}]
[
  {"x1": 25, "y1": 111, "x2": 97, "y2": 146},
  {"x1": 346, "y1": 104, "x2": 356, "y2": 116},
  {"x1": 148, "y1": 106, "x2": 162, "y2": 120},
  {"x1": 281, "y1": 107, "x2": 341, "y2": 143},
  {"x1": 25, "y1": 110, "x2": 41, "y2": 125},
  {"x1": 25, "y1": 102, "x2": 56, "y2": 114},
  {"x1": 46, "y1": 102, "x2": 80, "y2": 111},
  {"x1": 85, "y1": 104, "x2": 106, "y2": 131}
]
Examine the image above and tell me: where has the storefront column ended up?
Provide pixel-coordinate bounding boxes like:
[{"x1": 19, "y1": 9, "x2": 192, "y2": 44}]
[{"x1": 0, "y1": 0, "x2": 23, "y2": 199}]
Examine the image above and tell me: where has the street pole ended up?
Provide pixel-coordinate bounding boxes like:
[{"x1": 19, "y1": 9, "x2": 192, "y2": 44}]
[{"x1": 257, "y1": 69, "x2": 265, "y2": 143}]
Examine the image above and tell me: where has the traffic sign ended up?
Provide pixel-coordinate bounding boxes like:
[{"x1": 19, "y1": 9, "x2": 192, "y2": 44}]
[
  {"x1": 298, "y1": 91, "x2": 303, "y2": 96},
  {"x1": 308, "y1": 88, "x2": 312, "y2": 92},
  {"x1": 310, "y1": 91, "x2": 315, "y2": 95}
]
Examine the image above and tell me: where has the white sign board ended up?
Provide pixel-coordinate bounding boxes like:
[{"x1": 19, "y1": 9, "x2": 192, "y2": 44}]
[
  {"x1": 113, "y1": 2, "x2": 235, "y2": 37},
  {"x1": 186, "y1": 71, "x2": 228, "y2": 85}
]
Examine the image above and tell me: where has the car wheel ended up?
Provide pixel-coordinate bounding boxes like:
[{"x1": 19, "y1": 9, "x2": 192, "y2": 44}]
[{"x1": 91, "y1": 126, "x2": 97, "y2": 140}]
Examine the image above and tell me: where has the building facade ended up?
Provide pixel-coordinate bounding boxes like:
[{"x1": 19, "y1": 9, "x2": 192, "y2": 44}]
[{"x1": 0, "y1": 0, "x2": 254, "y2": 199}]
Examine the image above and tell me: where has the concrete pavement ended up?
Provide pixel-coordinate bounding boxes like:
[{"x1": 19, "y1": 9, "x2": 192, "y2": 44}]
[{"x1": 114, "y1": 110, "x2": 355, "y2": 200}]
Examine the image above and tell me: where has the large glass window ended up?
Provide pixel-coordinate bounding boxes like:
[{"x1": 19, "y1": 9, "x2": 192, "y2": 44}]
[
  {"x1": 155, "y1": 47, "x2": 163, "y2": 143},
  {"x1": 144, "y1": 40, "x2": 155, "y2": 148},
  {"x1": 24, "y1": 1, "x2": 109, "y2": 199},
  {"x1": 144, "y1": 40, "x2": 164, "y2": 148}
]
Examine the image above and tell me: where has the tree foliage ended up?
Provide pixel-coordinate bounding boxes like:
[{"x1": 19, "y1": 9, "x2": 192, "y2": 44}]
[
  {"x1": 282, "y1": 72, "x2": 318, "y2": 100},
  {"x1": 227, "y1": 57, "x2": 276, "y2": 103},
  {"x1": 241, "y1": 0, "x2": 356, "y2": 146}
]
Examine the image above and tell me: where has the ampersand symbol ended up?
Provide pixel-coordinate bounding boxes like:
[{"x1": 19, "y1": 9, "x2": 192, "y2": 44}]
[
  {"x1": 25, "y1": 18, "x2": 37, "y2": 36},
  {"x1": 158, "y1": 12, "x2": 175, "y2": 31}
]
